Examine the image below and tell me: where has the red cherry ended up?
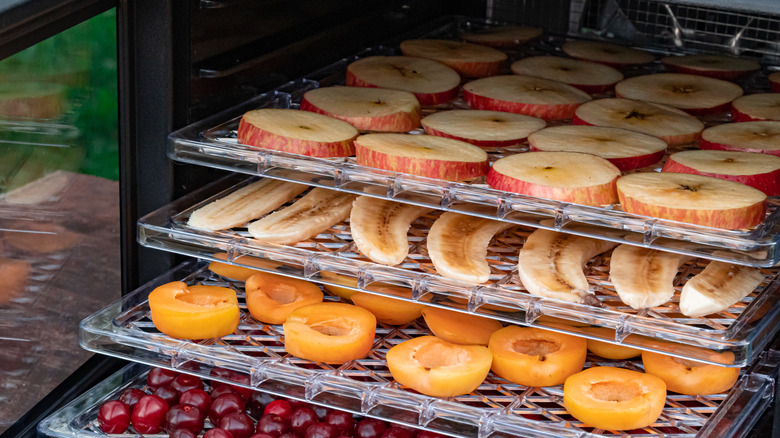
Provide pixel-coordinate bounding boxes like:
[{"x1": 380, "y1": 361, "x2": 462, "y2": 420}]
[
  {"x1": 180, "y1": 388, "x2": 211, "y2": 413},
  {"x1": 414, "y1": 431, "x2": 445, "y2": 438},
  {"x1": 210, "y1": 367, "x2": 253, "y2": 399},
  {"x1": 289, "y1": 400, "x2": 311, "y2": 410},
  {"x1": 154, "y1": 385, "x2": 181, "y2": 408},
  {"x1": 118, "y1": 388, "x2": 146, "y2": 412},
  {"x1": 305, "y1": 422, "x2": 340, "y2": 438},
  {"x1": 166, "y1": 404, "x2": 204, "y2": 434},
  {"x1": 204, "y1": 428, "x2": 235, "y2": 438},
  {"x1": 172, "y1": 373, "x2": 205, "y2": 393},
  {"x1": 313, "y1": 405, "x2": 330, "y2": 421},
  {"x1": 264, "y1": 399, "x2": 293, "y2": 422},
  {"x1": 324, "y1": 410, "x2": 355, "y2": 434},
  {"x1": 355, "y1": 419, "x2": 389, "y2": 438},
  {"x1": 209, "y1": 393, "x2": 246, "y2": 426},
  {"x1": 250, "y1": 434, "x2": 278, "y2": 438},
  {"x1": 97, "y1": 400, "x2": 130, "y2": 434},
  {"x1": 211, "y1": 384, "x2": 238, "y2": 400},
  {"x1": 380, "y1": 428, "x2": 414, "y2": 438},
  {"x1": 257, "y1": 414, "x2": 289, "y2": 436},
  {"x1": 290, "y1": 407, "x2": 318, "y2": 435},
  {"x1": 220, "y1": 411, "x2": 256, "y2": 438},
  {"x1": 131, "y1": 394, "x2": 168, "y2": 434},
  {"x1": 147, "y1": 368, "x2": 178, "y2": 391},
  {"x1": 171, "y1": 429, "x2": 198, "y2": 438},
  {"x1": 278, "y1": 434, "x2": 299, "y2": 438},
  {"x1": 247, "y1": 391, "x2": 276, "y2": 418}
]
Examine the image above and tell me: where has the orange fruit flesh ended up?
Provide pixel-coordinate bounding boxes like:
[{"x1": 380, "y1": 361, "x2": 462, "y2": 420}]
[
  {"x1": 208, "y1": 253, "x2": 282, "y2": 281},
  {"x1": 642, "y1": 351, "x2": 739, "y2": 395},
  {"x1": 421, "y1": 307, "x2": 502, "y2": 345},
  {"x1": 245, "y1": 272, "x2": 323, "y2": 324},
  {"x1": 580, "y1": 327, "x2": 641, "y2": 359},
  {"x1": 352, "y1": 292, "x2": 427, "y2": 325},
  {"x1": 148, "y1": 282, "x2": 240, "y2": 340},
  {"x1": 319, "y1": 271, "x2": 360, "y2": 300}
]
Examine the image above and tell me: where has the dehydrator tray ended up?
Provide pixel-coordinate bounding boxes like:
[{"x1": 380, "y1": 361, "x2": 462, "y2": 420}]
[
  {"x1": 169, "y1": 16, "x2": 780, "y2": 268},
  {"x1": 136, "y1": 175, "x2": 780, "y2": 367},
  {"x1": 76, "y1": 261, "x2": 780, "y2": 438}
]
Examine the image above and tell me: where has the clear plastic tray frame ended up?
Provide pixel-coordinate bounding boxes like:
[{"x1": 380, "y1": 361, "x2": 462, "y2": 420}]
[
  {"x1": 168, "y1": 16, "x2": 780, "y2": 268},
  {"x1": 137, "y1": 175, "x2": 780, "y2": 367},
  {"x1": 74, "y1": 261, "x2": 780, "y2": 438}
]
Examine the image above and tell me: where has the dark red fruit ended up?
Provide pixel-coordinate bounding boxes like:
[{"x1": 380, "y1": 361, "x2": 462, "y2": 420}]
[
  {"x1": 170, "y1": 429, "x2": 198, "y2": 438},
  {"x1": 278, "y1": 434, "x2": 299, "y2": 438},
  {"x1": 289, "y1": 400, "x2": 311, "y2": 410},
  {"x1": 131, "y1": 394, "x2": 168, "y2": 434},
  {"x1": 147, "y1": 368, "x2": 178, "y2": 391},
  {"x1": 166, "y1": 404, "x2": 204, "y2": 434},
  {"x1": 264, "y1": 399, "x2": 293, "y2": 422},
  {"x1": 380, "y1": 428, "x2": 413, "y2": 438},
  {"x1": 220, "y1": 411, "x2": 256, "y2": 438},
  {"x1": 313, "y1": 405, "x2": 330, "y2": 421},
  {"x1": 257, "y1": 414, "x2": 289, "y2": 437},
  {"x1": 290, "y1": 407, "x2": 318, "y2": 435},
  {"x1": 355, "y1": 419, "x2": 389, "y2": 438},
  {"x1": 180, "y1": 388, "x2": 211, "y2": 413},
  {"x1": 171, "y1": 373, "x2": 205, "y2": 393},
  {"x1": 250, "y1": 434, "x2": 277, "y2": 438},
  {"x1": 204, "y1": 428, "x2": 235, "y2": 438},
  {"x1": 211, "y1": 384, "x2": 238, "y2": 400},
  {"x1": 97, "y1": 400, "x2": 130, "y2": 434},
  {"x1": 248, "y1": 391, "x2": 276, "y2": 418},
  {"x1": 210, "y1": 367, "x2": 253, "y2": 399},
  {"x1": 325, "y1": 410, "x2": 355, "y2": 434},
  {"x1": 305, "y1": 422, "x2": 339, "y2": 438},
  {"x1": 415, "y1": 431, "x2": 446, "y2": 438},
  {"x1": 118, "y1": 388, "x2": 146, "y2": 412},
  {"x1": 154, "y1": 385, "x2": 181, "y2": 408},
  {"x1": 209, "y1": 393, "x2": 246, "y2": 426}
]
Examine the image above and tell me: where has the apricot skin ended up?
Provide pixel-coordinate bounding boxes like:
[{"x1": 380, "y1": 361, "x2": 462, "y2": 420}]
[
  {"x1": 148, "y1": 282, "x2": 240, "y2": 340},
  {"x1": 422, "y1": 307, "x2": 502, "y2": 345},
  {"x1": 319, "y1": 271, "x2": 359, "y2": 300},
  {"x1": 580, "y1": 327, "x2": 641, "y2": 360},
  {"x1": 208, "y1": 253, "x2": 282, "y2": 281},
  {"x1": 245, "y1": 272, "x2": 323, "y2": 324},
  {"x1": 642, "y1": 351, "x2": 739, "y2": 395},
  {"x1": 352, "y1": 293, "x2": 426, "y2": 325}
]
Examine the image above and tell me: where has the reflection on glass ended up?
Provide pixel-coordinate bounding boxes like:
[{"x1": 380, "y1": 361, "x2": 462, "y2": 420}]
[{"x1": 0, "y1": 9, "x2": 120, "y2": 432}]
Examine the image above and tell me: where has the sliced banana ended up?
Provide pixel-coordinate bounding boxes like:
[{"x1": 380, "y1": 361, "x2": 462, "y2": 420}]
[
  {"x1": 427, "y1": 212, "x2": 515, "y2": 284},
  {"x1": 247, "y1": 188, "x2": 356, "y2": 244},
  {"x1": 609, "y1": 244, "x2": 690, "y2": 309},
  {"x1": 350, "y1": 196, "x2": 433, "y2": 266},
  {"x1": 188, "y1": 179, "x2": 308, "y2": 231},
  {"x1": 518, "y1": 229, "x2": 617, "y2": 303},
  {"x1": 680, "y1": 261, "x2": 763, "y2": 317}
]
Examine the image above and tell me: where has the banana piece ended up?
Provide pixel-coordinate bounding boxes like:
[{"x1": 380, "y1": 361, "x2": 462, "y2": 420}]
[
  {"x1": 680, "y1": 261, "x2": 763, "y2": 317},
  {"x1": 518, "y1": 229, "x2": 617, "y2": 303},
  {"x1": 350, "y1": 196, "x2": 433, "y2": 266},
  {"x1": 609, "y1": 244, "x2": 690, "y2": 309},
  {"x1": 427, "y1": 212, "x2": 515, "y2": 284},
  {"x1": 247, "y1": 188, "x2": 356, "y2": 244},
  {"x1": 188, "y1": 179, "x2": 307, "y2": 231}
]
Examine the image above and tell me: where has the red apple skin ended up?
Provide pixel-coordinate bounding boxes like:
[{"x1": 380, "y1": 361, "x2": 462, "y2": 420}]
[
  {"x1": 355, "y1": 144, "x2": 489, "y2": 181},
  {"x1": 731, "y1": 104, "x2": 771, "y2": 122},
  {"x1": 570, "y1": 82, "x2": 617, "y2": 94},
  {"x1": 664, "y1": 64, "x2": 758, "y2": 82},
  {"x1": 237, "y1": 118, "x2": 355, "y2": 157},
  {"x1": 464, "y1": 91, "x2": 582, "y2": 121},
  {"x1": 486, "y1": 168, "x2": 618, "y2": 206},
  {"x1": 299, "y1": 96, "x2": 422, "y2": 132},
  {"x1": 571, "y1": 114, "x2": 701, "y2": 146},
  {"x1": 447, "y1": 60, "x2": 504, "y2": 78},
  {"x1": 772, "y1": 82, "x2": 780, "y2": 93},
  {"x1": 345, "y1": 70, "x2": 459, "y2": 106},
  {"x1": 527, "y1": 144, "x2": 665, "y2": 172},
  {"x1": 613, "y1": 90, "x2": 731, "y2": 117},
  {"x1": 422, "y1": 125, "x2": 529, "y2": 148},
  {"x1": 662, "y1": 158, "x2": 780, "y2": 196},
  {"x1": 700, "y1": 137, "x2": 780, "y2": 157}
]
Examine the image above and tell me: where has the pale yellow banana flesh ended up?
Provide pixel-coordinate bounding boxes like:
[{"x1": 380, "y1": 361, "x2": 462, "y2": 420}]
[
  {"x1": 680, "y1": 261, "x2": 763, "y2": 317},
  {"x1": 518, "y1": 229, "x2": 618, "y2": 303},
  {"x1": 188, "y1": 179, "x2": 308, "y2": 231},
  {"x1": 609, "y1": 244, "x2": 690, "y2": 309},
  {"x1": 349, "y1": 196, "x2": 433, "y2": 266},
  {"x1": 247, "y1": 188, "x2": 356, "y2": 244},
  {"x1": 426, "y1": 212, "x2": 515, "y2": 284}
]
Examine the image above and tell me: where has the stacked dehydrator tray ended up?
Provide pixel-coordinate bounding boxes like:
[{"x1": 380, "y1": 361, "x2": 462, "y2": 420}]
[{"x1": 39, "y1": 13, "x2": 780, "y2": 438}]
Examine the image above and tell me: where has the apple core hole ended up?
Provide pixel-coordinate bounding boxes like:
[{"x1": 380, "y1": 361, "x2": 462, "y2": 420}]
[
  {"x1": 589, "y1": 381, "x2": 642, "y2": 402},
  {"x1": 414, "y1": 342, "x2": 463, "y2": 369},
  {"x1": 512, "y1": 339, "x2": 560, "y2": 356},
  {"x1": 309, "y1": 321, "x2": 351, "y2": 336},
  {"x1": 265, "y1": 284, "x2": 298, "y2": 304}
]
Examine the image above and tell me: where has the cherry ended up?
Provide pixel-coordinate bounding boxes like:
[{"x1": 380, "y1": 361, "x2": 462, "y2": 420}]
[
  {"x1": 380, "y1": 428, "x2": 413, "y2": 438},
  {"x1": 289, "y1": 400, "x2": 311, "y2": 410},
  {"x1": 305, "y1": 422, "x2": 340, "y2": 438},
  {"x1": 264, "y1": 399, "x2": 293, "y2": 422},
  {"x1": 278, "y1": 434, "x2": 299, "y2": 438},
  {"x1": 220, "y1": 411, "x2": 256, "y2": 438},
  {"x1": 324, "y1": 410, "x2": 355, "y2": 434},
  {"x1": 154, "y1": 385, "x2": 181, "y2": 408},
  {"x1": 204, "y1": 428, "x2": 235, "y2": 438},
  {"x1": 210, "y1": 367, "x2": 252, "y2": 399},
  {"x1": 313, "y1": 405, "x2": 330, "y2": 421},
  {"x1": 97, "y1": 400, "x2": 130, "y2": 434},
  {"x1": 118, "y1": 388, "x2": 146, "y2": 412},
  {"x1": 147, "y1": 368, "x2": 178, "y2": 391},
  {"x1": 210, "y1": 393, "x2": 246, "y2": 426},
  {"x1": 170, "y1": 429, "x2": 198, "y2": 438},
  {"x1": 256, "y1": 414, "x2": 289, "y2": 437},
  {"x1": 289, "y1": 407, "x2": 318, "y2": 435},
  {"x1": 250, "y1": 434, "x2": 278, "y2": 438},
  {"x1": 211, "y1": 384, "x2": 239, "y2": 400},
  {"x1": 131, "y1": 394, "x2": 168, "y2": 434},
  {"x1": 172, "y1": 373, "x2": 205, "y2": 393},
  {"x1": 247, "y1": 391, "x2": 276, "y2": 418},
  {"x1": 180, "y1": 388, "x2": 211, "y2": 413},
  {"x1": 166, "y1": 404, "x2": 204, "y2": 434},
  {"x1": 355, "y1": 418, "x2": 389, "y2": 438},
  {"x1": 415, "y1": 432, "x2": 446, "y2": 438}
]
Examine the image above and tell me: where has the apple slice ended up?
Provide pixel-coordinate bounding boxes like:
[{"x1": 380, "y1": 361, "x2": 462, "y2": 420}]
[
  {"x1": 615, "y1": 73, "x2": 743, "y2": 115},
  {"x1": 464, "y1": 75, "x2": 591, "y2": 120},
  {"x1": 300, "y1": 86, "x2": 422, "y2": 132},
  {"x1": 731, "y1": 93, "x2": 780, "y2": 122},
  {"x1": 487, "y1": 151, "x2": 620, "y2": 206},
  {"x1": 662, "y1": 150, "x2": 780, "y2": 196},
  {"x1": 461, "y1": 26, "x2": 542, "y2": 48},
  {"x1": 617, "y1": 172, "x2": 767, "y2": 229},
  {"x1": 421, "y1": 110, "x2": 546, "y2": 148},
  {"x1": 346, "y1": 56, "x2": 461, "y2": 106},
  {"x1": 510, "y1": 56, "x2": 623, "y2": 94},
  {"x1": 661, "y1": 55, "x2": 760, "y2": 81},
  {"x1": 561, "y1": 40, "x2": 654, "y2": 67},
  {"x1": 399, "y1": 39, "x2": 507, "y2": 78},
  {"x1": 770, "y1": 72, "x2": 780, "y2": 93},
  {"x1": 700, "y1": 121, "x2": 780, "y2": 156},
  {"x1": 528, "y1": 125, "x2": 666, "y2": 171},
  {"x1": 573, "y1": 98, "x2": 704, "y2": 146},
  {"x1": 237, "y1": 109, "x2": 357, "y2": 157},
  {"x1": 354, "y1": 133, "x2": 489, "y2": 181}
]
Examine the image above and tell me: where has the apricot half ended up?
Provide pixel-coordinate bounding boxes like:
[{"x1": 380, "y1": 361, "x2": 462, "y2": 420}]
[
  {"x1": 489, "y1": 326, "x2": 587, "y2": 387},
  {"x1": 319, "y1": 271, "x2": 359, "y2": 300},
  {"x1": 564, "y1": 367, "x2": 666, "y2": 431},
  {"x1": 245, "y1": 272, "x2": 323, "y2": 324},
  {"x1": 642, "y1": 351, "x2": 739, "y2": 395},
  {"x1": 386, "y1": 336, "x2": 492, "y2": 397},
  {"x1": 580, "y1": 327, "x2": 641, "y2": 360},
  {"x1": 148, "y1": 281, "x2": 240, "y2": 340},
  {"x1": 208, "y1": 253, "x2": 282, "y2": 281},
  {"x1": 422, "y1": 307, "x2": 502, "y2": 345},
  {"x1": 352, "y1": 292, "x2": 427, "y2": 325},
  {"x1": 283, "y1": 302, "x2": 376, "y2": 363}
]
